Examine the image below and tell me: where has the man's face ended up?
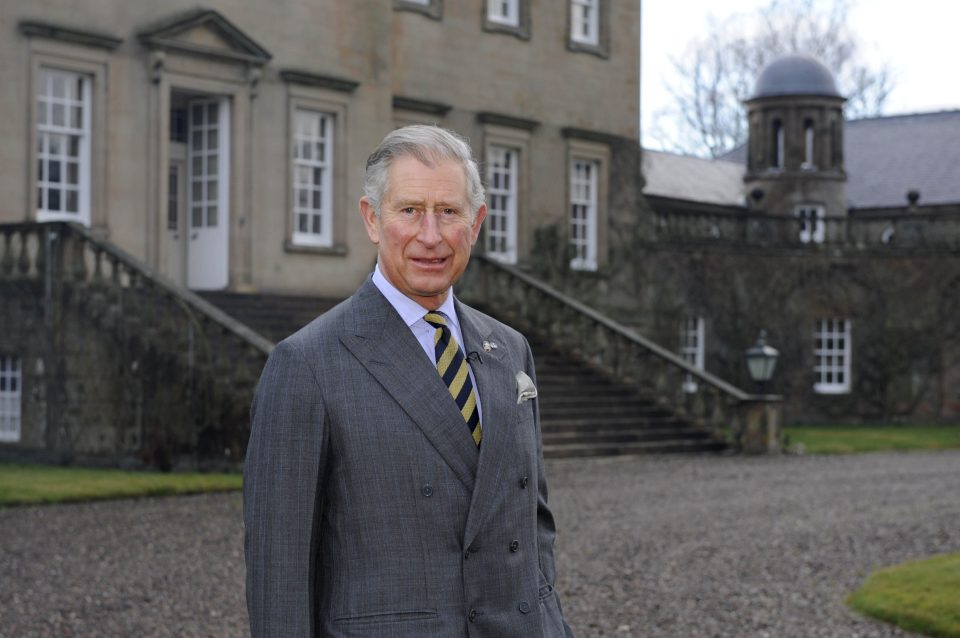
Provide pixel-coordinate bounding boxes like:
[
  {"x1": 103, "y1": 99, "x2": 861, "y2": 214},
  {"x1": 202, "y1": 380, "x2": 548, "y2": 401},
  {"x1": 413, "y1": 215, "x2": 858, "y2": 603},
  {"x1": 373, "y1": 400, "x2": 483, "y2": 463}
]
[{"x1": 360, "y1": 155, "x2": 486, "y2": 310}]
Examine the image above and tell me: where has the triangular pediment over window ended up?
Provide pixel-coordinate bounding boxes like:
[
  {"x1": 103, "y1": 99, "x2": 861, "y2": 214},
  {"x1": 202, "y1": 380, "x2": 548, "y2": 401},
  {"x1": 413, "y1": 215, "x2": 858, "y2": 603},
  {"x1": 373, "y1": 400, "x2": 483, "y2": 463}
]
[{"x1": 138, "y1": 9, "x2": 271, "y2": 64}]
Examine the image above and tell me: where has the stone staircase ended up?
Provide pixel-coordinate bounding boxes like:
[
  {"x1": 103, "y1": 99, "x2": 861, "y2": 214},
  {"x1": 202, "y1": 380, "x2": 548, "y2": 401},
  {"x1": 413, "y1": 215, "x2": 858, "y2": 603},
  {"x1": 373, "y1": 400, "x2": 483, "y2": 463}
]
[
  {"x1": 200, "y1": 292, "x2": 726, "y2": 457},
  {"x1": 199, "y1": 291, "x2": 342, "y2": 344},
  {"x1": 528, "y1": 335, "x2": 725, "y2": 457}
]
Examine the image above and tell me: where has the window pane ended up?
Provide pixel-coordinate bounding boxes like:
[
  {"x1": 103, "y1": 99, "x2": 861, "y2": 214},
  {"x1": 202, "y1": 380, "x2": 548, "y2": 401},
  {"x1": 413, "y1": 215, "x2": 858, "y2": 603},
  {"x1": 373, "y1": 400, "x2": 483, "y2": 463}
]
[
  {"x1": 52, "y1": 103, "x2": 65, "y2": 127},
  {"x1": 207, "y1": 179, "x2": 217, "y2": 201},
  {"x1": 192, "y1": 206, "x2": 203, "y2": 228},
  {"x1": 71, "y1": 106, "x2": 82, "y2": 129},
  {"x1": 66, "y1": 162, "x2": 78, "y2": 185},
  {"x1": 66, "y1": 190, "x2": 78, "y2": 212},
  {"x1": 68, "y1": 136, "x2": 80, "y2": 158},
  {"x1": 52, "y1": 74, "x2": 65, "y2": 98},
  {"x1": 49, "y1": 189, "x2": 60, "y2": 211},
  {"x1": 207, "y1": 204, "x2": 218, "y2": 227},
  {"x1": 207, "y1": 129, "x2": 218, "y2": 148}
]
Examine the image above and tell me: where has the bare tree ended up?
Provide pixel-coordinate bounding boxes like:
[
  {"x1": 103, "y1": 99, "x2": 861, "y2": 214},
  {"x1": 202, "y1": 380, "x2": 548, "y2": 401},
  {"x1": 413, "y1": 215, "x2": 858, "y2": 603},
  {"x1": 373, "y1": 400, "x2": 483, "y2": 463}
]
[{"x1": 650, "y1": 0, "x2": 893, "y2": 157}]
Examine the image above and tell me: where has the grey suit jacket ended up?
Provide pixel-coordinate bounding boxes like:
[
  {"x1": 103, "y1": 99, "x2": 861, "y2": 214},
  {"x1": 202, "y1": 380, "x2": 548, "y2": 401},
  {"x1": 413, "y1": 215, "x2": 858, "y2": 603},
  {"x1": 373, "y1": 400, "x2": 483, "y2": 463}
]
[{"x1": 244, "y1": 277, "x2": 574, "y2": 637}]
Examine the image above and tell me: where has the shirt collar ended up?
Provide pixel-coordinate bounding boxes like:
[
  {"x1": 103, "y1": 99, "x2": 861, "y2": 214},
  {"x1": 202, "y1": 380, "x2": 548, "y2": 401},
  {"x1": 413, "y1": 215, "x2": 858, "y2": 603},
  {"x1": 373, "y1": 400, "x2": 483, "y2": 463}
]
[{"x1": 372, "y1": 263, "x2": 460, "y2": 330}]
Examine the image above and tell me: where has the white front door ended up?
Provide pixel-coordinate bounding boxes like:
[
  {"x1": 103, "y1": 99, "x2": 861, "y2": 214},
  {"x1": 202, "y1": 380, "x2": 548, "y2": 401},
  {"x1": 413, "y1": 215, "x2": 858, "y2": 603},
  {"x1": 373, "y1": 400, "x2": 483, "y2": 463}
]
[{"x1": 186, "y1": 97, "x2": 230, "y2": 290}]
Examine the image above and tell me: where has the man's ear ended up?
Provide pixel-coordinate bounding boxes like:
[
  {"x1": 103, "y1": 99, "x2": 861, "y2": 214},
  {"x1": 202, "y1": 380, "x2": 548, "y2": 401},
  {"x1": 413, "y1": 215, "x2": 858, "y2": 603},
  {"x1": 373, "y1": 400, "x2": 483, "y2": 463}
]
[
  {"x1": 469, "y1": 204, "x2": 487, "y2": 245},
  {"x1": 359, "y1": 197, "x2": 380, "y2": 245}
]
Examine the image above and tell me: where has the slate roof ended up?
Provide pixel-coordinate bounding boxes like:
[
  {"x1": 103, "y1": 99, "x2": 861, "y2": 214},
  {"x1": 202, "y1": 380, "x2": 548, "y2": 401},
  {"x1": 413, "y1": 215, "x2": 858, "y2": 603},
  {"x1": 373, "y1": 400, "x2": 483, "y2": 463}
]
[
  {"x1": 844, "y1": 110, "x2": 960, "y2": 209},
  {"x1": 641, "y1": 150, "x2": 745, "y2": 207},
  {"x1": 719, "y1": 110, "x2": 960, "y2": 209}
]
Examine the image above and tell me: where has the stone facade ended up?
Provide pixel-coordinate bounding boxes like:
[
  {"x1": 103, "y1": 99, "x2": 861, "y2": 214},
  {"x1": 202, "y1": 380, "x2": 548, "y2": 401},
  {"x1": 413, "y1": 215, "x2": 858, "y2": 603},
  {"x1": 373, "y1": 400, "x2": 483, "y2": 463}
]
[
  {"x1": 630, "y1": 57, "x2": 960, "y2": 425},
  {"x1": 0, "y1": 0, "x2": 640, "y2": 296},
  {"x1": 0, "y1": 1, "x2": 645, "y2": 462}
]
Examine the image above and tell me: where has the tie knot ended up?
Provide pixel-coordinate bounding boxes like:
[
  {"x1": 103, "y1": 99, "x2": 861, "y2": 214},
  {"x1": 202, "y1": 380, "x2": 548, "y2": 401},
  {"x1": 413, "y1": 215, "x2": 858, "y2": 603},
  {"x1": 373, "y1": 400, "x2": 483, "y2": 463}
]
[{"x1": 424, "y1": 312, "x2": 447, "y2": 329}]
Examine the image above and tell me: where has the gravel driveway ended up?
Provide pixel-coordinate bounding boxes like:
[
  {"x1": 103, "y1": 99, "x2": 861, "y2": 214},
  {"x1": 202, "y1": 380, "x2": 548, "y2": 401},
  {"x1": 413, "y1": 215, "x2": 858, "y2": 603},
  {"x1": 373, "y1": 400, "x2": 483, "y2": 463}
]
[{"x1": 2, "y1": 451, "x2": 958, "y2": 637}]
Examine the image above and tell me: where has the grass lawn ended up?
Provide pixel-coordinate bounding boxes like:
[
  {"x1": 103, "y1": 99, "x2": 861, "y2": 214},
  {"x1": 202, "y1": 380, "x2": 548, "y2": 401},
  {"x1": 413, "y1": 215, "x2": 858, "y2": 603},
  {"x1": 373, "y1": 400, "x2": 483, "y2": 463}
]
[
  {"x1": 783, "y1": 425, "x2": 960, "y2": 455},
  {"x1": 0, "y1": 463, "x2": 242, "y2": 507},
  {"x1": 849, "y1": 552, "x2": 960, "y2": 638}
]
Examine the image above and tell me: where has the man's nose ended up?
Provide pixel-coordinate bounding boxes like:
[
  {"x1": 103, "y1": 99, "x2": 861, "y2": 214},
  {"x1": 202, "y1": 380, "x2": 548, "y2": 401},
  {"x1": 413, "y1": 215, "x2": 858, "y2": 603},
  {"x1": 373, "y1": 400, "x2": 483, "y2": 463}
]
[{"x1": 417, "y1": 210, "x2": 442, "y2": 245}]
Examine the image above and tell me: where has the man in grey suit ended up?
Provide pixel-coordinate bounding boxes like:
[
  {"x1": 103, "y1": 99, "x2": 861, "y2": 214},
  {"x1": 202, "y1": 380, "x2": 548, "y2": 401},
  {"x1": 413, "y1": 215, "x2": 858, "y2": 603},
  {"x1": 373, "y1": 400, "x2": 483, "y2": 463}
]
[{"x1": 244, "y1": 125, "x2": 573, "y2": 637}]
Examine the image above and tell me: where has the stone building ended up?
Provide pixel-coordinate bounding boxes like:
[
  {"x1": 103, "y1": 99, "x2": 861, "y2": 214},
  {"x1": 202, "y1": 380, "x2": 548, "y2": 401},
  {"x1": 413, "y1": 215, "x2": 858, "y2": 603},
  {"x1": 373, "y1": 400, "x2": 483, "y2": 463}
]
[
  {"x1": 1, "y1": 0, "x2": 652, "y2": 464},
  {"x1": 3, "y1": 2, "x2": 957, "y2": 466},
  {"x1": 638, "y1": 55, "x2": 960, "y2": 423}
]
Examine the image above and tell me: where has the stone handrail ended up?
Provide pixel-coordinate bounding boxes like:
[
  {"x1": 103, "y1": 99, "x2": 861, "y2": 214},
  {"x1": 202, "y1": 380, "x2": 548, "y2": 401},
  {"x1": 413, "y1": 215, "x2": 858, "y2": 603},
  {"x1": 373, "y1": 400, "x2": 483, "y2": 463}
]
[
  {"x1": 460, "y1": 255, "x2": 778, "y2": 435},
  {"x1": 0, "y1": 221, "x2": 272, "y2": 354},
  {"x1": 1, "y1": 221, "x2": 271, "y2": 468},
  {"x1": 651, "y1": 208, "x2": 960, "y2": 250}
]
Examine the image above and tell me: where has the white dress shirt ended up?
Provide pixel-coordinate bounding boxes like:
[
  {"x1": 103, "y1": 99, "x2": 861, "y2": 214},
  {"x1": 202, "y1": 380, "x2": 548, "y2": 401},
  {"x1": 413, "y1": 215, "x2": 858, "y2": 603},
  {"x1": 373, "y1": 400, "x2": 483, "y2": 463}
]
[{"x1": 371, "y1": 264, "x2": 483, "y2": 423}]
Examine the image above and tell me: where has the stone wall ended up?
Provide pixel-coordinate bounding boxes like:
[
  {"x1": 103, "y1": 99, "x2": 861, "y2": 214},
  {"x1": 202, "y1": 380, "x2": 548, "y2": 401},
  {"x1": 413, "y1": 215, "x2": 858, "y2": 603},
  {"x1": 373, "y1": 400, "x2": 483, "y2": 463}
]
[{"x1": 0, "y1": 224, "x2": 269, "y2": 469}]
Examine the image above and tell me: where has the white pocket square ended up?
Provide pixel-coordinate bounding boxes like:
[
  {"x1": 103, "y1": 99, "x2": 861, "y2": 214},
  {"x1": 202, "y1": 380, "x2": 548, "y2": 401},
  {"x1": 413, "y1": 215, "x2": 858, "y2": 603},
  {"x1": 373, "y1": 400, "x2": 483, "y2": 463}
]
[{"x1": 515, "y1": 371, "x2": 538, "y2": 404}]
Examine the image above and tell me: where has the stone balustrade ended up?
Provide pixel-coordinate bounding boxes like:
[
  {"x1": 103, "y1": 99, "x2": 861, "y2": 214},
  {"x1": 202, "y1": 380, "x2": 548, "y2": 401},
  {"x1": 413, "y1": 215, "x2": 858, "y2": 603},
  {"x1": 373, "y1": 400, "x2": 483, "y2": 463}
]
[
  {"x1": 651, "y1": 209, "x2": 960, "y2": 250},
  {"x1": 460, "y1": 255, "x2": 781, "y2": 446},
  {"x1": 0, "y1": 222, "x2": 271, "y2": 469}
]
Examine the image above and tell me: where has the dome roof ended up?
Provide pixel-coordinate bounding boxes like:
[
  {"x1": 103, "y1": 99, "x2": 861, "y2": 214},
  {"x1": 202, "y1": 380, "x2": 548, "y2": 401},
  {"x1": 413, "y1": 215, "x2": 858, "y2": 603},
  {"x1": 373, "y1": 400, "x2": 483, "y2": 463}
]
[{"x1": 751, "y1": 54, "x2": 842, "y2": 99}]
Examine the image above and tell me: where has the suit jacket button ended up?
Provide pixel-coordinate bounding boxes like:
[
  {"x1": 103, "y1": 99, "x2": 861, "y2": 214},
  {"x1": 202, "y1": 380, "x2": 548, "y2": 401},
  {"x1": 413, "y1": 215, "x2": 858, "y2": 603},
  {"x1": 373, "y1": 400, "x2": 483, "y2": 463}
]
[
  {"x1": 518, "y1": 601, "x2": 530, "y2": 614},
  {"x1": 520, "y1": 476, "x2": 529, "y2": 489},
  {"x1": 468, "y1": 609, "x2": 478, "y2": 622},
  {"x1": 509, "y1": 540, "x2": 520, "y2": 552},
  {"x1": 421, "y1": 484, "x2": 433, "y2": 497}
]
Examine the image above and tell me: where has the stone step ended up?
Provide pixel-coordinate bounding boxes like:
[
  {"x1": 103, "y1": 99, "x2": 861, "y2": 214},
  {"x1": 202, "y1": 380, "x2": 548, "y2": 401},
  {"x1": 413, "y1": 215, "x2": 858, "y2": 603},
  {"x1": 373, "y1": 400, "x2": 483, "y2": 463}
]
[
  {"x1": 541, "y1": 415, "x2": 689, "y2": 433},
  {"x1": 543, "y1": 438, "x2": 727, "y2": 458},
  {"x1": 543, "y1": 426, "x2": 713, "y2": 445}
]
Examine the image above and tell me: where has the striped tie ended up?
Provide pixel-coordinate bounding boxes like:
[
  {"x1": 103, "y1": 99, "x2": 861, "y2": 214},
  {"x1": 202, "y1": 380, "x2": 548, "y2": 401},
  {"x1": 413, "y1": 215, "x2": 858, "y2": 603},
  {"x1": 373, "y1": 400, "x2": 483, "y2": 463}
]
[{"x1": 424, "y1": 312, "x2": 482, "y2": 446}]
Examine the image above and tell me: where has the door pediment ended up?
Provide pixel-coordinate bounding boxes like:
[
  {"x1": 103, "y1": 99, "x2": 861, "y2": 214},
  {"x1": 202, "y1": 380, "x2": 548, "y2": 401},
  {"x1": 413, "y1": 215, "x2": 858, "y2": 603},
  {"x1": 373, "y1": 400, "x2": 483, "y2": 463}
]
[{"x1": 138, "y1": 9, "x2": 271, "y2": 65}]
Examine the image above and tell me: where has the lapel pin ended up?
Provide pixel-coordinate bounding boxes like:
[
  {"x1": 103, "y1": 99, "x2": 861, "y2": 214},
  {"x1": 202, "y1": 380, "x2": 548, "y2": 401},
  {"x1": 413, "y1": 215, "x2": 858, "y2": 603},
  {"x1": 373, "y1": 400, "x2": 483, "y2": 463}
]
[{"x1": 482, "y1": 340, "x2": 498, "y2": 352}]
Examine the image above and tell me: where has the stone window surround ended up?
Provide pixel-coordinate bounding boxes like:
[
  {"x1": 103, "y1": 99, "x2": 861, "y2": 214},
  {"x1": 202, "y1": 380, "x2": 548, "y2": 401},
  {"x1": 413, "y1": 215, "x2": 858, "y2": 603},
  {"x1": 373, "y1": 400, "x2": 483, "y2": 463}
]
[
  {"x1": 483, "y1": 0, "x2": 531, "y2": 40},
  {"x1": 394, "y1": 0, "x2": 443, "y2": 21},
  {"x1": 679, "y1": 316, "x2": 706, "y2": 394},
  {"x1": 283, "y1": 83, "x2": 351, "y2": 257},
  {"x1": 795, "y1": 203, "x2": 826, "y2": 244},
  {"x1": 35, "y1": 68, "x2": 92, "y2": 225},
  {"x1": 567, "y1": 0, "x2": 610, "y2": 58},
  {"x1": 392, "y1": 96, "x2": 452, "y2": 128},
  {"x1": 564, "y1": 134, "x2": 610, "y2": 272},
  {"x1": 25, "y1": 42, "x2": 111, "y2": 229},
  {"x1": 290, "y1": 109, "x2": 335, "y2": 248},
  {"x1": 772, "y1": 118, "x2": 785, "y2": 170},
  {"x1": 0, "y1": 354, "x2": 22, "y2": 444},
  {"x1": 479, "y1": 114, "x2": 536, "y2": 265},
  {"x1": 802, "y1": 119, "x2": 816, "y2": 170},
  {"x1": 814, "y1": 317, "x2": 852, "y2": 394}
]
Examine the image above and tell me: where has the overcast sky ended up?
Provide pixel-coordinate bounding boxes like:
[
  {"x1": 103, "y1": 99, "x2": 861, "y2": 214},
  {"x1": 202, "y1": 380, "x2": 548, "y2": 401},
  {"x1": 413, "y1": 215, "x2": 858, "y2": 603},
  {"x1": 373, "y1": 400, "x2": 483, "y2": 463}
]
[{"x1": 641, "y1": 0, "x2": 959, "y2": 150}]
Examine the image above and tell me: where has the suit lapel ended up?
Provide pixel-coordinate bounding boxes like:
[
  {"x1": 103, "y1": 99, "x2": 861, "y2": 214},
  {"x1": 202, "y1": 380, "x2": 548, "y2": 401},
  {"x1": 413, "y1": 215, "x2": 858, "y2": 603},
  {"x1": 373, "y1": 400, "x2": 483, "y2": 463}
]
[
  {"x1": 456, "y1": 300, "x2": 513, "y2": 549},
  {"x1": 339, "y1": 280, "x2": 478, "y2": 492}
]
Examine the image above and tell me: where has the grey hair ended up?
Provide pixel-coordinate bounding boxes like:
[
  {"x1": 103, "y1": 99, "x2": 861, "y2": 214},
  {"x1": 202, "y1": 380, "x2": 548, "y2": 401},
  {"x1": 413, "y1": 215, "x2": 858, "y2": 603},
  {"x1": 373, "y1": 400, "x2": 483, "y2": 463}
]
[{"x1": 364, "y1": 125, "x2": 486, "y2": 218}]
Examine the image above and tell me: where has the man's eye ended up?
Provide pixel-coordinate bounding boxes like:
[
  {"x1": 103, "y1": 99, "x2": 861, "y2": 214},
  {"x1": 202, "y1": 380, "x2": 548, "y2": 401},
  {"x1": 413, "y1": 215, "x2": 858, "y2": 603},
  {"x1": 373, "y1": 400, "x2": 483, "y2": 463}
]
[
  {"x1": 401, "y1": 207, "x2": 417, "y2": 215},
  {"x1": 441, "y1": 208, "x2": 457, "y2": 215}
]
